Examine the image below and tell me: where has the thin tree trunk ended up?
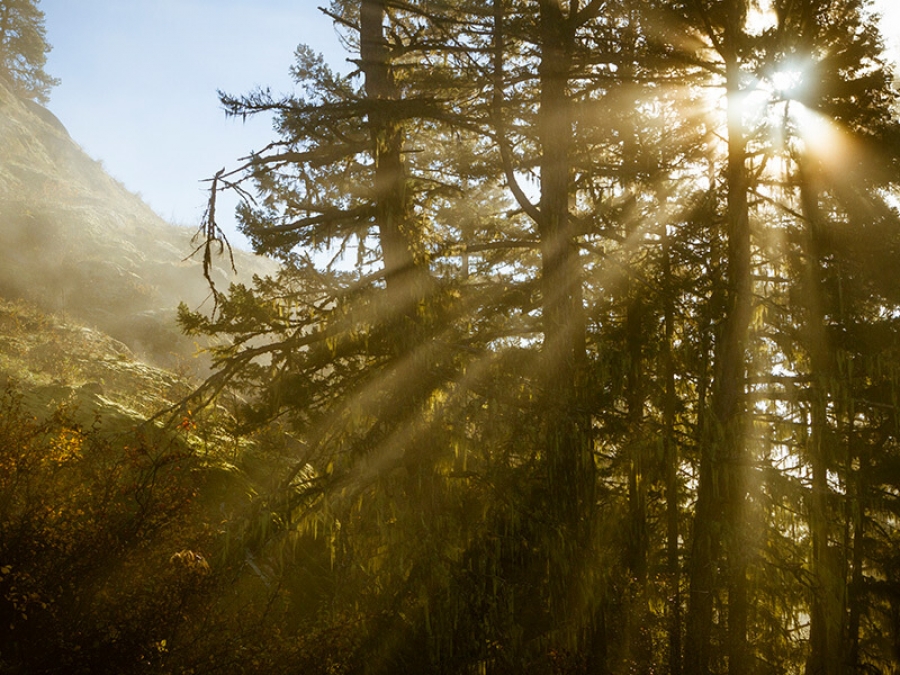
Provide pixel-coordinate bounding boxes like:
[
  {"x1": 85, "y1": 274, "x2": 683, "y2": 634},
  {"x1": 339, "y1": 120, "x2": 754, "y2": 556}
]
[
  {"x1": 846, "y1": 407, "x2": 864, "y2": 672},
  {"x1": 662, "y1": 206, "x2": 683, "y2": 675},
  {"x1": 625, "y1": 289, "x2": 650, "y2": 662}
]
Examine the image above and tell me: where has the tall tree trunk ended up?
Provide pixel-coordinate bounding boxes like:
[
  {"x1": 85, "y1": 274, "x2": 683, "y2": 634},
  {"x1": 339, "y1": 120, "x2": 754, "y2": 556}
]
[
  {"x1": 621, "y1": 34, "x2": 651, "y2": 668},
  {"x1": 720, "y1": 18, "x2": 753, "y2": 675},
  {"x1": 799, "y1": 166, "x2": 845, "y2": 675},
  {"x1": 685, "y1": 3, "x2": 753, "y2": 672},
  {"x1": 537, "y1": 0, "x2": 594, "y2": 643},
  {"x1": 360, "y1": 0, "x2": 425, "y2": 322}
]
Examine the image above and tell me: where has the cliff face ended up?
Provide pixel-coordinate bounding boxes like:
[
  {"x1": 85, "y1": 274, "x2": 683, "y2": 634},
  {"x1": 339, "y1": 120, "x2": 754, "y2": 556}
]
[{"x1": 0, "y1": 78, "x2": 272, "y2": 369}]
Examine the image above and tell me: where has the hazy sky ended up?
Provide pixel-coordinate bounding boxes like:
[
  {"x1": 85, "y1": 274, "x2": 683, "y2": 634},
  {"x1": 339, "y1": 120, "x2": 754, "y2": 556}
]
[{"x1": 40, "y1": 1, "x2": 899, "y2": 252}]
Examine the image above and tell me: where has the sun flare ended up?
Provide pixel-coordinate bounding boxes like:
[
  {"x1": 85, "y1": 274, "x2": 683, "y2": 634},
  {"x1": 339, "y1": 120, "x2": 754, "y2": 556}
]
[{"x1": 770, "y1": 68, "x2": 805, "y2": 97}]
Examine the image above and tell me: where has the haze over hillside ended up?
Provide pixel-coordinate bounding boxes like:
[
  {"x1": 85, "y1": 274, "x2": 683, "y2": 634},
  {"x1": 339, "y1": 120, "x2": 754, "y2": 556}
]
[{"x1": 0, "y1": 76, "x2": 274, "y2": 370}]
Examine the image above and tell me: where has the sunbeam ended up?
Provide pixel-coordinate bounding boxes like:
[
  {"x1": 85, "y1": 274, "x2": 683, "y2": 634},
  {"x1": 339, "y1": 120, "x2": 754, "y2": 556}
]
[{"x1": 8, "y1": 0, "x2": 900, "y2": 672}]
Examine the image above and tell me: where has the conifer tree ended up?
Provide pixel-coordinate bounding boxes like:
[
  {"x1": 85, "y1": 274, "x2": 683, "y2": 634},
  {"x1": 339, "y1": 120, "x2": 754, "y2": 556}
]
[
  {"x1": 0, "y1": 0, "x2": 57, "y2": 103},
  {"x1": 765, "y1": 0, "x2": 900, "y2": 670}
]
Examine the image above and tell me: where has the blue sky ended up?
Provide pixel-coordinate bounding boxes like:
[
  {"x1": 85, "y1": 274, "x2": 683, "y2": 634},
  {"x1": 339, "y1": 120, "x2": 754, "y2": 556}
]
[
  {"x1": 38, "y1": 2, "x2": 899, "y2": 252},
  {"x1": 41, "y1": 1, "x2": 346, "y2": 249}
]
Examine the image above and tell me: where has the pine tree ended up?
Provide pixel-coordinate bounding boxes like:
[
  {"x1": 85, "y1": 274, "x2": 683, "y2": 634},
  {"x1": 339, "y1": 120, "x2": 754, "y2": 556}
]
[
  {"x1": 0, "y1": 0, "x2": 58, "y2": 103},
  {"x1": 770, "y1": 1, "x2": 900, "y2": 670}
]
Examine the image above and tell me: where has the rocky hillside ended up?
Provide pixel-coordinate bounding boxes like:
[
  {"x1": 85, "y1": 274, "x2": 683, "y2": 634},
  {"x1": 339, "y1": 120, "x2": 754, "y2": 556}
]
[
  {"x1": 0, "y1": 77, "x2": 273, "y2": 371},
  {"x1": 0, "y1": 296, "x2": 195, "y2": 429}
]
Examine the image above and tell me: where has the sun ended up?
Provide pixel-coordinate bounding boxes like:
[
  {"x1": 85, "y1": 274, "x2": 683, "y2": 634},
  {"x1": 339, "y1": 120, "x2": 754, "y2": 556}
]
[
  {"x1": 759, "y1": 56, "x2": 811, "y2": 101},
  {"x1": 740, "y1": 60, "x2": 854, "y2": 177},
  {"x1": 769, "y1": 69, "x2": 805, "y2": 98},
  {"x1": 738, "y1": 61, "x2": 811, "y2": 134}
]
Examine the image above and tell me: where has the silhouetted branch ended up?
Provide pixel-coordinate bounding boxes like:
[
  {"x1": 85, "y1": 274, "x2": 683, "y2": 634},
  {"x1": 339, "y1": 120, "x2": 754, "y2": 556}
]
[{"x1": 188, "y1": 168, "x2": 237, "y2": 314}]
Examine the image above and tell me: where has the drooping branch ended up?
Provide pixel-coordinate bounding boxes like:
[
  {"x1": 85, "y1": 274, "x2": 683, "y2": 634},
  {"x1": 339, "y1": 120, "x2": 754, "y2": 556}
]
[{"x1": 189, "y1": 168, "x2": 236, "y2": 310}]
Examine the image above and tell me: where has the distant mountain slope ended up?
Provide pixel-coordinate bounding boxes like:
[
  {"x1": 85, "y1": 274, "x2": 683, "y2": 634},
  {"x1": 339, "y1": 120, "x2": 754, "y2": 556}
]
[{"x1": 0, "y1": 77, "x2": 273, "y2": 369}]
